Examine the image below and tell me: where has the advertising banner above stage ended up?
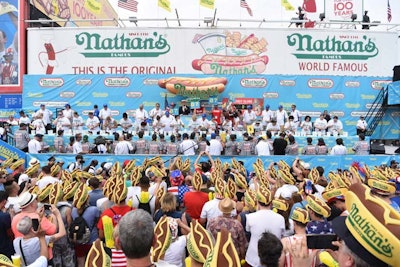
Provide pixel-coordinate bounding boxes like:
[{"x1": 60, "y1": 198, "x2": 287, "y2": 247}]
[
  {"x1": 0, "y1": 0, "x2": 26, "y2": 94},
  {"x1": 29, "y1": 0, "x2": 119, "y2": 27},
  {"x1": 27, "y1": 28, "x2": 398, "y2": 77},
  {"x1": 22, "y1": 74, "x2": 399, "y2": 138}
]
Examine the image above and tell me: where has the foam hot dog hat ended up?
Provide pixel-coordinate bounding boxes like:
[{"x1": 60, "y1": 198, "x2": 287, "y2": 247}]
[
  {"x1": 306, "y1": 194, "x2": 331, "y2": 218},
  {"x1": 1, "y1": 158, "x2": 14, "y2": 168},
  {"x1": 203, "y1": 228, "x2": 241, "y2": 267},
  {"x1": 244, "y1": 189, "x2": 257, "y2": 211},
  {"x1": 73, "y1": 183, "x2": 89, "y2": 209},
  {"x1": 63, "y1": 181, "x2": 79, "y2": 201},
  {"x1": 290, "y1": 208, "x2": 310, "y2": 224},
  {"x1": 110, "y1": 175, "x2": 127, "y2": 204},
  {"x1": 158, "y1": 77, "x2": 227, "y2": 96},
  {"x1": 272, "y1": 198, "x2": 289, "y2": 211},
  {"x1": 25, "y1": 162, "x2": 41, "y2": 177},
  {"x1": 10, "y1": 159, "x2": 24, "y2": 171},
  {"x1": 224, "y1": 178, "x2": 237, "y2": 199},
  {"x1": 367, "y1": 178, "x2": 396, "y2": 196},
  {"x1": 37, "y1": 183, "x2": 53, "y2": 202},
  {"x1": 187, "y1": 220, "x2": 214, "y2": 263},
  {"x1": 50, "y1": 164, "x2": 61, "y2": 177},
  {"x1": 192, "y1": 172, "x2": 203, "y2": 191},
  {"x1": 152, "y1": 216, "x2": 172, "y2": 263},
  {"x1": 332, "y1": 182, "x2": 400, "y2": 267},
  {"x1": 49, "y1": 182, "x2": 63, "y2": 205},
  {"x1": 85, "y1": 239, "x2": 111, "y2": 267},
  {"x1": 257, "y1": 184, "x2": 272, "y2": 205},
  {"x1": 0, "y1": 254, "x2": 15, "y2": 267}
]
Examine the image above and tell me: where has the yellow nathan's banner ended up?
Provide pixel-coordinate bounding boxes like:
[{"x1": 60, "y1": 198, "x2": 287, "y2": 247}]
[
  {"x1": 281, "y1": 0, "x2": 294, "y2": 11},
  {"x1": 200, "y1": 0, "x2": 214, "y2": 9},
  {"x1": 30, "y1": 0, "x2": 118, "y2": 26},
  {"x1": 158, "y1": 0, "x2": 171, "y2": 12}
]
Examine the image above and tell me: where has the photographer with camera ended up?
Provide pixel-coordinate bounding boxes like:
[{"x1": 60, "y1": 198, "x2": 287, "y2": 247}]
[{"x1": 68, "y1": 155, "x2": 85, "y2": 172}]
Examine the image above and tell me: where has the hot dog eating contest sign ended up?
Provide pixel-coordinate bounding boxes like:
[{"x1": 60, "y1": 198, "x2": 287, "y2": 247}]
[{"x1": 27, "y1": 28, "x2": 397, "y2": 77}]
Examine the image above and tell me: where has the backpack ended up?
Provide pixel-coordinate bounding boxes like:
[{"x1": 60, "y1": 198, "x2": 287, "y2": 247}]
[
  {"x1": 68, "y1": 212, "x2": 90, "y2": 244},
  {"x1": 136, "y1": 194, "x2": 154, "y2": 214}
]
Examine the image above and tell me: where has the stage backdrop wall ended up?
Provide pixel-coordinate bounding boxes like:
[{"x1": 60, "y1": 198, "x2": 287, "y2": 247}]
[
  {"x1": 27, "y1": 28, "x2": 398, "y2": 77},
  {"x1": 22, "y1": 74, "x2": 399, "y2": 139}
]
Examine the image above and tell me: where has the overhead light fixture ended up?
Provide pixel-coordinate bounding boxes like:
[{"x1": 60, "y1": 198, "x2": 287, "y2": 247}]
[{"x1": 319, "y1": 13, "x2": 325, "y2": 21}]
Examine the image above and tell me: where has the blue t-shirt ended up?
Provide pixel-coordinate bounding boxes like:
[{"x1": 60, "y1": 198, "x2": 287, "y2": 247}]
[
  {"x1": 71, "y1": 206, "x2": 100, "y2": 243},
  {"x1": 306, "y1": 219, "x2": 333, "y2": 234},
  {"x1": 89, "y1": 189, "x2": 105, "y2": 207}
]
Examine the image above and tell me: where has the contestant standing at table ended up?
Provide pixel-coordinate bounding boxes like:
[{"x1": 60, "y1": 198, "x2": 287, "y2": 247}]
[
  {"x1": 31, "y1": 113, "x2": 46, "y2": 135},
  {"x1": 62, "y1": 104, "x2": 74, "y2": 123},
  {"x1": 18, "y1": 110, "x2": 31, "y2": 126},
  {"x1": 99, "y1": 104, "x2": 112, "y2": 125},
  {"x1": 134, "y1": 104, "x2": 149, "y2": 131},
  {"x1": 290, "y1": 104, "x2": 301, "y2": 128},
  {"x1": 160, "y1": 111, "x2": 176, "y2": 132},
  {"x1": 327, "y1": 115, "x2": 343, "y2": 135},
  {"x1": 261, "y1": 104, "x2": 273, "y2": 130},
  {"x1": 53, "y1": 111, "x2": 71, "y2": 133},
  {"x1": 72, "y1": 111, "x2": 84, "y2": 133},
  {"x1": 86, "y1": 112, "x2": 100, "y2": 134},
  {"x1": 33, "y1": 104, "x2": 53, "y2": 133},
  {"x1": 72, "y1": 133, "x2": 83, "y2": 154},
  {"x1": 276, "y1": 105, "x2": 288, "y2": 129},
  {"x1": 243, "y1": 105, "x2": 257, "y2": 128},
  {"x1": 314, "y1": 113, "x2": 328, "y2": 134},
  {"x1": 149, "y1": 102, "x2": 164, "y2": 120},
  {"x1": 119, "y1": 112, "x2": 133, "y2": 134}
]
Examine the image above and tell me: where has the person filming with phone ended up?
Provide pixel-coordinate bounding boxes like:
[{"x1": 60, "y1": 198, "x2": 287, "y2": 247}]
[{"x1": 13, "y1": 204, "x2": 66, "y2": 266}]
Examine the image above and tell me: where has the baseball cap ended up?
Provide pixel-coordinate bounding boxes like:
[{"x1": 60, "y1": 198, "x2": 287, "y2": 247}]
[
  {"x1": 202, "y1": 114, "x2": 207, "y2": 118},
  {"x1": 265, "y1": 104, "x2": 270, "y2": 108},
  {"x1": 278, "y1": 105, "x2": 283, "y2": 109},
  {"x1": 103, "y1": 104, "x2": 108, "y2": 107},
  {"x1": 34, "y1": 134, "x2": 43, "y2": 138}
]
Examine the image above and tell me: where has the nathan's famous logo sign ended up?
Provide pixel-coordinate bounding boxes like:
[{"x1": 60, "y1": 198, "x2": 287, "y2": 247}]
[
  {"x1": 158, "y1": 77, "x2": 227, "y2": 99},
  {"x1": 287, "y1": 33, "x2": 378, "y2": 73},
  {"x1": 192, "y1": 31, "x2": 269, "y2": 75},
  {"x1": 287, "y1": 34, "x2": 378, "y2": 60},
  {"x1": 75, "y1": 31, "x2": 171, "y2": 58}
]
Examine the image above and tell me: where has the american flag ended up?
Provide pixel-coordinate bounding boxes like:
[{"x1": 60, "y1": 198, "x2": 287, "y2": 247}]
[
  {"x1": 118, "y1": 0, "x2": 138, "y2": 12},
  {"x1": 240, "y1": 0, "x2": 253, "y2": 16},
  {"x1": 387, "y1": 0, "x2": 392, "y2": 22}
]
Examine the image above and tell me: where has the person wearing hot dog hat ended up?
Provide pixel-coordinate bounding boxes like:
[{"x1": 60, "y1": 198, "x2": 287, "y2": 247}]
[
  {"x1": 332, "y1": 182, "x2": 400, "y2": 267},
  {"x1": 186, "y1": 220, "x2": 214, "y2": 266},
  {"x1": 305, "y1": 194, "x2": 333, "y2": 234},
  {"x1": 245, "y1": 184, "x2": 285, "y2": 267},
  {"x1": 367, "y1": 178, "x2": 400, "y2": 212},
  {"x1": 71, "y1": 182, "x2": 100, "y2": 267}
]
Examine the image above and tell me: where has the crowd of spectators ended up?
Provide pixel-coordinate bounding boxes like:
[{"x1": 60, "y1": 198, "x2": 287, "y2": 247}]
[{"x1": 0, "y1": 153, "x2": 399, "y2": 267}]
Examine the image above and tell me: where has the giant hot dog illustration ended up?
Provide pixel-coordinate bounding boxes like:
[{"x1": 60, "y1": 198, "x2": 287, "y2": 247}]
[
  {"x1": 158, "y1": 77, "x2": 227, "y2": 99},
  {"x1": 192, "y1": 31, "x2": 269, "y2": 75}
]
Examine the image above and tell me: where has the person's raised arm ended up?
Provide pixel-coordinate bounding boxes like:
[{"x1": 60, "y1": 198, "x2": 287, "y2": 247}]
[
  {"x1": 204, "y1": 151, "x2": 215, "y2": 170},
  {"x1": 49, "y1": 205, "x2": 66, "y2": 242},
  {"x1": 292, "y1": 158, "x2": 302, "y2": 176}
]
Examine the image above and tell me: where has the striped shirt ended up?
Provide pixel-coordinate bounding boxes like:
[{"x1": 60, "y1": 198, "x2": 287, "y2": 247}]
[{"x1": 111, "y1": 249, "x2": 127, "y2": 267}]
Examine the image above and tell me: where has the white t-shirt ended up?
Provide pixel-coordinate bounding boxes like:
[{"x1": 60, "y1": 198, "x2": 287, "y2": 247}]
[
  {"x1": 163, "y1": 236, "x2": 187, "y2": 267},
  {"x1": 330, "y1": 145, "x2": 347, "y2": 155},
  {"x1": 28, "y1": 256, "x2": 47, "y2": 267},
  {"x1": 206, "y1": 139, "x2": 223, "y2": 156},
  {"x1": 72, "y1": 141, "x2": 83, "y2": 154},
  {"x1": 200, "y1": 198, "x2": 237, "y2": 227},
  {"x1": 245, "y1": 210, "x2": 285, "y2": 267},
  {"x1": 114, "y1": 141, "x2": 133, "y2": 155},
  {"x1": 28, "y1": 139, "x2": 42, "y2": 154},
  {"x1": 255, "y1": 140, "x2": 272, "y2": 156},
  {"x1": 86, "y1": 116, "x2": 100, "y2": 132},
  {"x1": 99, "y1": 108, "x2": 112, "y2": 121},
  {"x1": 36, "y1": 175, "x2": 60, "y2": 190},
  {"x1": 274, "y1": 184, "x2": 299, "y2": 199}
]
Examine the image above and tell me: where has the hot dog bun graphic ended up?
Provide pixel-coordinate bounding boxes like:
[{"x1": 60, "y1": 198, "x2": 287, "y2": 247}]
[
  {"x1": 192, "y1": 54, "x2": 269, "y2": 74},
  {"x1": 158, "y1": 77, "x2": 227, "y2": 95},
  {"x1": 192, "y1": 31, "x2": 269, "y2": 74}
]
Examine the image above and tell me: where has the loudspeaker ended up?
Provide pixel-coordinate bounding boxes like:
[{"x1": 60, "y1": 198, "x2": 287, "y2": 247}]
[
  {"x1": 370, "y1": 143, "x2": 386, "y2": 154},
  {"x1": 393, "y1": 65, "x2": 400, "y2": 82}
]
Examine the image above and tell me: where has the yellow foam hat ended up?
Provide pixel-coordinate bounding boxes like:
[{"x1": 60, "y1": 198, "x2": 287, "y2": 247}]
[
  {"x1": 192, "y1": 172, "x2": 203, "y2": 192},
  {"x1": 10, "y1": 159, "x2": 24, "y2": 171},
  {"x1": 306, "y1": 195, "x2": 331, "y2": 218},
  {"x1": 290, "y1": 208, "x2": 310, "y2": 224},
  {"x1": 187, "y1": 220, "x2": 214, "y2": 263},
  {"x1": 257, "y1": 184, "x2": 272, "y2": 205},
  {"x1": 367, "y1": 178, "x2": 396, "y2": 195},
  {"x1": 152, "y1": 216, "x2": 172, "y2": 263},
  {"x1": 344, "y1": 183, "x2": 400, "y2": 267},
  {"x1": 272, "y1": 198, "x2": 289, "y2": 211},
  {"x1": 73, "y1": 183, "x2": 89, "y2": 209},
  {"x1": 85, "y1": 239, "x2": 111, "y2": 267}
]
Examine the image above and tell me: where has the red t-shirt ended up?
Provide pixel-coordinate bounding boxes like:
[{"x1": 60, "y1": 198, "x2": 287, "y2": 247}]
[
  {"x1": 211, "y1": 109, "x2": 222, "y2": 125},
  {"x1": 183, "y1": 191, "x2": 209, "y2": 220},
  {"x1": 97, "y1": 205, "x2": 133, "y2": 230}
]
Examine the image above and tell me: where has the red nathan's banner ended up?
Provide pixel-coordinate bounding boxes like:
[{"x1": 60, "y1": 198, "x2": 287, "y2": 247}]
[{"x1": 0, "y1": 0, "x2": 25, "y2": 93}]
